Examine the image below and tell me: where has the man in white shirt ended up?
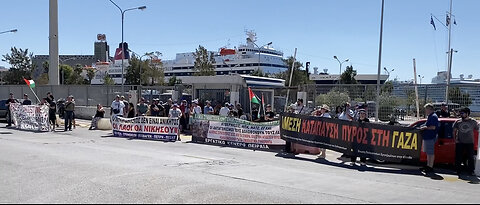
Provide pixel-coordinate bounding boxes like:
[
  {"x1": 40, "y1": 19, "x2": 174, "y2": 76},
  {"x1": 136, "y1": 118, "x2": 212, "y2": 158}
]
[
  {"x1": 191, "y1": 100, "x2": 202, "y2": 115},
  {"x1": 111, "y1": 95, "x2": 126, "y2": 119},
  {"x1": 219, "y1": 102, "x2": 230, "y2": 117},
  {"x1": 169, "y1": 104, "x2": 182, "y2": 118}
]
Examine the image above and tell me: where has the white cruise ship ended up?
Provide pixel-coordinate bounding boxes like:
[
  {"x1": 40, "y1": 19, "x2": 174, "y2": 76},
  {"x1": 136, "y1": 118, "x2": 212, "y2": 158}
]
[{"x1": 162, "y1": 31, "x2": 288, "y2": 80}]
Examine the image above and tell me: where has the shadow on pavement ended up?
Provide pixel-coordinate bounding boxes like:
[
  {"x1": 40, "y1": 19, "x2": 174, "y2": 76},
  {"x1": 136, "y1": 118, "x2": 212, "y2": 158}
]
[{"x1": 274, "y1": 152, "x2": 480, "y2": 182}]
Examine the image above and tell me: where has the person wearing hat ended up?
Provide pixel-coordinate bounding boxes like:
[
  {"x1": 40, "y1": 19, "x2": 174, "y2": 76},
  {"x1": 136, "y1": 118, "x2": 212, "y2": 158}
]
[
  {"x1": 150, "y1": 98, "x2": 164, "y2": 117},
  {"x1": 169, "y1": 103, "x2": 182, "y2": 119},
  {"x1": 350, "y1": 108, "x2": 369, "y2": 165},
  {"x1": 136, "y1": 97, "x2": 149, "y2": 116},
  {"x1": 436, "y1": 102, "x2": 450, "y2": 118},
  {"x1": 22, "y1": 94, "x2": 32, "y2": 105},
  {"x1": 64, "y1": 95, "x2": 75, "y2": 131},
  {"x1": 339, "y1": 102, "x2": 354, "y2": 121},
  {"x1": 219, "y1": 102, "x2": 230, "y2": 117},
  {"x1": 191, "y1": 100, "x2": 202, "y2": 116},
  {"x1": 453, "y1": 107, "x2": 479, "y2": 176}
]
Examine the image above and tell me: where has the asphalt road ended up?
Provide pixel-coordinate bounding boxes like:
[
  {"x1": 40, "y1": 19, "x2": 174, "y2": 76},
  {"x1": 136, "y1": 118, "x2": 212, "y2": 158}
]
[{"x1": 1, "y1": 123, "x2": 479, "y2": 203}]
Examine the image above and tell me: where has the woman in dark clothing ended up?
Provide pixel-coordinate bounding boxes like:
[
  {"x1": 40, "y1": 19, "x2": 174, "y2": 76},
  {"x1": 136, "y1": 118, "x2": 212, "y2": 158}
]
[
  {"x1": 127, "y1": 102, "x2": 135, "y2": 118},
  {"x1": 89, "y1": 104, "x2": 105, "y2": 130},
  {"x1": 351, "y1": 109, "x2": 369, "y2": 165}
]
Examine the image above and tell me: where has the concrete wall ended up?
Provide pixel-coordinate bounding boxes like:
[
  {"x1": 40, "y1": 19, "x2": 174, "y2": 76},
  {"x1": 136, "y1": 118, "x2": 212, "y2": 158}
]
[{"x1": 74, "y1": 106, "x2": 111, "y2": 120}]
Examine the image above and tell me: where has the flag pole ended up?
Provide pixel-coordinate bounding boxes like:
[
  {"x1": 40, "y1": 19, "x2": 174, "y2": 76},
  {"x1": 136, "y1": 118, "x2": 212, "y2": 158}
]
[
  {"x1": 29, "y1": 86, "x2": 41, "y2": 103},
  {"x1": 249, "y1": 87, "x2": 252, "y2": 121},
  {"x1": 285, "y1": 48, "x2": 297, "y2": 112}
]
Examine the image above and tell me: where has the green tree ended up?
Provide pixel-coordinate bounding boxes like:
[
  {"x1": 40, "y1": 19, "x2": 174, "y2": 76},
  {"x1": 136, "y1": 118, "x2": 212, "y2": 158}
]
[
  {"x1": 381, "y1": 80, "x2": 394, "y2": 94},
  {"x1": 339, "y1": 65, "x2": 357, "y2": 84},
  {"x1": 37, "y1": 73, "x2": 49, "y2": 85},
  {"x1": 251, "y1": 68, "x2": 267, "y2": 77},
  {"x1": 378, "y1": 92, "x2": 400, "y2": 121},
  {"x1": 125, "y1": 55, "x2": 143, "y2": 85},
  {"x1": 144, "y1": 56, "x2": 165, "y2": 85},
  {"x1": 1, "y1": 47, "x2": 35, "y2": 84},
  {"x1": 168, "y1": 76, "x2": 182, "y2": 86},
  {"x1": 86, "y1": 67, "x2": 96, "y2": 84},
  {"x1": 193, "y1": 45, "x2": 216, "y2": 76},
  {"x1": 449, "y1": 87, "x2": 472, "y2": 107},
  {"x1": 315, "y1": 89, "x2": 351, "y2": 108},
  {"x1": 66, "y1": 64, "x2": 85, "y2": 84},
  {"x1": 275, "y1": 56, "x2": 310, "y2": 86},
  {"x1": 103, "y1": 75, "x2": 115, "y2": 85},
  {"x1": 59, "y1": 64, "x2": 73, "y2": 84},
  {"x1": 42, "y1": 61, "x2": 49, "y2": 74}
]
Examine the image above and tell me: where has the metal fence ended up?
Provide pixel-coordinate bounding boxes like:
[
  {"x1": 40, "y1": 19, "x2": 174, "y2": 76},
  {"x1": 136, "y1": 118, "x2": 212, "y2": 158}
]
[
  {"x1": 2, "y1": 83, "x2": 478, "y2": 120},
  {"x1": 301, "y1": 83, "x2": 480, "y2": 122}
]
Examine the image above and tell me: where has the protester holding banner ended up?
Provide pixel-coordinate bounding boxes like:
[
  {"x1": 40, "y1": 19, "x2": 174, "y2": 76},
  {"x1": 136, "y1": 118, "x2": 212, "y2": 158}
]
[
  {"x1": 453, "y1": 107, "x2": 479, "y2": 176},
  {"x1": 339, "y1": 102, "x2": 354, "y2": 121},
  {"x1": 265, "y1": 104, "x2": 275, "y2": 121},
  {"x1": 22, "y1": 94, "x2": 31, "y2": 105},
  {"x1": 351, "y1": 109, "x2": 369, "y2": 165},
  {"x1": 420, "y1": 103, "x2": 439, "y2": 173},
  {"x1": 136, "y1": 98, "x2": 149, "y2": 116},
  {"x1": 204, "y1": 101, "x2": 214, "y2": 115},
  {"x1": 219, "y1": 103, "x2": 230, "y2": 117},
  {"x1": 5, "y1": 93, "x2": 19, "y2": 127},
  {"x1": 111, "y1": 95, "x2": 125, "y2": 119},
  {"x1": 127, "y1": 102, "x2": 135, "y2": 118},
  {"x1": 295, "y1": 99, "x2": 308, "y2": 115}
]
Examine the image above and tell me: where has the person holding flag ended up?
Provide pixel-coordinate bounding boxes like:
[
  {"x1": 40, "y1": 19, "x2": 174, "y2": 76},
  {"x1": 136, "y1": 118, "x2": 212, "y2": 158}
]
[{"x1": 248, "y1": 87, "x2": 261, "y2": 121}]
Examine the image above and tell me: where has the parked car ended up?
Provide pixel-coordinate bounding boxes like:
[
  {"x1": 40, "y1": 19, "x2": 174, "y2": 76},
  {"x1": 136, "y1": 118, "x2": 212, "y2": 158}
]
[
  {"x1": 409, "y1": 118, "x2": 479, "y2": 165},
  {"x1": 0, "y1": 100, "x2": 7, "y2": 119}
]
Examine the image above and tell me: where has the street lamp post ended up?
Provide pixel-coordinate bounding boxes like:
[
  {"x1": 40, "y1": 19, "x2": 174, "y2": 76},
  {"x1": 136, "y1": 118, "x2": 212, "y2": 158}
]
[
  {"x1": 0, "y1": 29, "x2": 17, "y2": 35},
  {"x1": 333, "y1": 56, "x2": 349, "y2": 81},
  {"x1": 108, "y1": 0, "x2": 146, "y2": 95},
  {"x1": 383, "y1": 67, "x2": 394, "y2": 81},
  {"x1": 58, "y1": 57, "x2": 77, "y2": 84},
  {"x1": 418, "y1": 75, "x2": 424, "y2": 84},
  {"x1": 248, "y1": 38, "x2": 272, "y2": 75}
]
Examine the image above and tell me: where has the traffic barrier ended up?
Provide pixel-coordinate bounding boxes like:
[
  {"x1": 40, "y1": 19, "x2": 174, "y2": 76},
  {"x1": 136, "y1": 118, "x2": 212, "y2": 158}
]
[{"x1": 96, "y1": 118, "x2": 112, "y2": 130}]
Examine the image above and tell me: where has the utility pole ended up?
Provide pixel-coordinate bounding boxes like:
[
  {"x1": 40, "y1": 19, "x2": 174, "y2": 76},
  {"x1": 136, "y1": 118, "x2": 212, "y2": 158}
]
[{"x1": 48, "y1": 0, "x2": 59, "y2": 85}]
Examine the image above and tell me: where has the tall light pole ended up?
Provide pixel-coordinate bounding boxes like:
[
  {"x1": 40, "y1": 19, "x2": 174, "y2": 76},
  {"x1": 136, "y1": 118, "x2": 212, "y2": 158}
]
[
  {"x1": 333, "y1": 56, "x2": 349, "y2": 77},
  {"x1": 375, "y1": 0, "x2": 385, "y2": 122},
  {"x1": 418, "y1": 75, "x2": 424, "y2": 84},
  {"x1": 58, "y1": 57, "x2": 77, "y2": 84},
  {"x1": 248, "y1": 37, "x2": 272, "y2": 75},
  {"x1": 0, "y1": 29, "x2": 17, "y2": 35},
  {"x1": 383, "y1": 67, "x2": 394, "y2": 81},
  {"x1": 108, "y1": 0, "x2": 146, "y2": 95}
]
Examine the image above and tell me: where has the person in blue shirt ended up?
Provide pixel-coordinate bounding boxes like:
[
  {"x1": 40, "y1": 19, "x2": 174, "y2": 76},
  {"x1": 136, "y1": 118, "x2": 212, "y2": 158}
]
[{"x1": 420, "y1": 103, "x2": 439, "y2": 173}]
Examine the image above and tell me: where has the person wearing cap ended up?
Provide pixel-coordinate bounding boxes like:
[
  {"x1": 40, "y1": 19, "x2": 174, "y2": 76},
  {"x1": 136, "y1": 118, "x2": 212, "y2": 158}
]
[
  {"x1": 219, "y1": 102, "x2": 230, "y2": 117},
  {"x1": 420, "y1": 103, "x2": 439, "y2": 173},
  {"x1": 150, "y1": 98, "x2": 164, "y2": 117},
  {"x1": 228, "y1": 103, "x2": 238, "y2": 117},
  {"x1": 22, "y1": 94, "x2": 32, "y2": 105},
  {"x1": 191, "y1": 100, "x2": 202, "y2": 116},
  {"x1": 436, "y1": 102, "x2": 450, "y2": 118},
  {"x1": 453, "y1": 107, "x2": 479, "y2": 176},
  {"x1": 111, "y1": 95, "x2": 125, "y2": 119},
  {"x1": 350, "y1": 108, "x2": 369, "y2": 165},
  {"x1": 203, "y1": 100, "x2": 214, "y2": 115},
  {"x1": 169, "y1": 103, "x2": 182, "y2": 119},
  {"x1": 5, "y1": 93, "x2": 19, "y2": 127},
  {"x1": 265, "y1": 104, "x2": 275, "y2": 121},
  {"x1": 64, "y1": 95, "x2": 75, "y2": 131},
  {"x1": 137, "y1": 97, "x2": 149, "y2": 116}
]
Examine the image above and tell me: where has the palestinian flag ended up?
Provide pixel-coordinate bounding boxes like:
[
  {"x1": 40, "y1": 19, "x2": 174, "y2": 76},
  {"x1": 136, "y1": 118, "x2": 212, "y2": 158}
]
[
  {"x1": 248, "y1": 87, "x2": 260, "y2": 104},
  {"x1": 23, "y1": 78, "x2": 35, "y2": 88}
]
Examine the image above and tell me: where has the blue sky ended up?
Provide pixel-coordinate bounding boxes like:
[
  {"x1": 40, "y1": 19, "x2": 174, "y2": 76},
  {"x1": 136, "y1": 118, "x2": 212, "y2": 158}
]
[{"x1": 1, "y1": 0, "x2": 478, "y2": 83}]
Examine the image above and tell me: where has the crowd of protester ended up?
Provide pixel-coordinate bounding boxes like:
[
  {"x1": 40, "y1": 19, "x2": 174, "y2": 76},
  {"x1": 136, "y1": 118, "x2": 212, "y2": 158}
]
[{"x1": 5, "y1": 92, "x2": 479, "y2": 176}]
